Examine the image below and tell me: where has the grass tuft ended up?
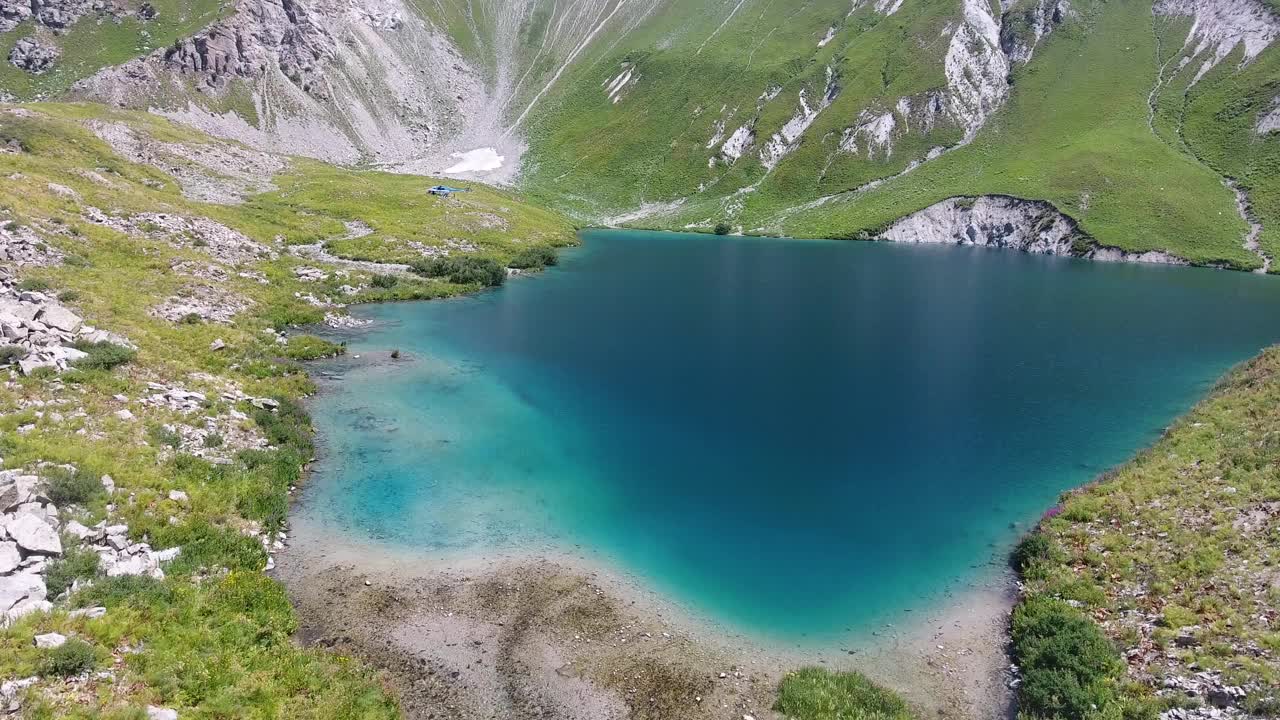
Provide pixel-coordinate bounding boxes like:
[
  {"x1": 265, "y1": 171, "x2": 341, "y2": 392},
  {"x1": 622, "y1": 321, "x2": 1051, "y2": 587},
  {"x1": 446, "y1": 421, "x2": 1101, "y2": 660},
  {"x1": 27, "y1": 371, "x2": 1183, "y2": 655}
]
[{"x1": 775, "y1": 668, "x2": 915, "y2": 720}]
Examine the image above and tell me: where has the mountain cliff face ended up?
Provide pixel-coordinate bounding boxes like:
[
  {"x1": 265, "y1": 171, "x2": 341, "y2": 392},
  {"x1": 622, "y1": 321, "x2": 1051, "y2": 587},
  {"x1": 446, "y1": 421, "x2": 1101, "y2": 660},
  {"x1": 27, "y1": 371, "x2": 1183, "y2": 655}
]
[{"x1": 2, "y1": 0, "x2": 1279, "y2": 268}]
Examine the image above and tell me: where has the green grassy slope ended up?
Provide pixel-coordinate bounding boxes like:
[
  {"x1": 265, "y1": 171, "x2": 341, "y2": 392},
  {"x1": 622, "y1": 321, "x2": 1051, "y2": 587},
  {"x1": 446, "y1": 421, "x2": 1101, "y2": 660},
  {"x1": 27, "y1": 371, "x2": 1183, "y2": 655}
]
[
  {"x1": 518, "y1": 0, "x2": 1273, "y2": 269},
  {"x1": 0, "y1": 0, "x2": 228, "y2": 101},
  {"x1": 730, "y1": 0, "x2": 1258, "y2": 268},
  {"x1": 0, "y1": 103, "x2": 573, "y2": 717},
  {"x1": 1014, "y1": 348, "x2": 1280, "y2": 717},
  {"x1": 522, "y1": 0, "x2": 966, "y2": 219},
  {"x1": 1167, "y1": 39, "x2": 1280, "y2": 265}
]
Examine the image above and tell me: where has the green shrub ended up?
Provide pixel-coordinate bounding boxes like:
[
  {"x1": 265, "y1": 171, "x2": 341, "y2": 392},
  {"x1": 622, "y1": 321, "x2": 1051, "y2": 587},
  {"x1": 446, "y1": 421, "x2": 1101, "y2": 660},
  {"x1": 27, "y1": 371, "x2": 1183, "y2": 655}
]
[
  {"x1": 714, "y1": 222, "x2": 732, "y2": 235},
  {"x1": 45, "y1": 466, "x2": 103, "y2": 505},
  {"x1": 282, "y1": 335, "x2": 344, "y2": 361},
  {"x1": 409, "y1": 256, "x2": 506, "y2": 287},
  {"x1": 264, "y1": 303, "x2": 325, "y2": 330},
  {"x1": 179, "y1": 312, "x2": 204, "y2": 325},
  {"x1": 369, "y1": 273, "x2": 398, "y2": 288},
  {"x1": 45, "y1": 546, "x2": 101, "y2": 597},
  {"x1": 17, "y1": 277, "x2": 50, "y2": 292},
  {"x1": 251, "y1": 396, "x2": 314, "y2": 458},
  {"x1": 1013, "y1": 532, "x2": 1052, "y2": 573},
  {"x1": 775, "y1": 668, "x2": 915, "y2": 720},
  {"x1": 70, "y1": 341, "x2": 136, "y2": 371},
  {"x1": 57, "y1": 289, "x2": 81, "y2": 302},
  {"x1": 1011, "y1": 596, "x2": 1123, "y2": 719},
  {"x1": 0, "y1": 345, "x2": 26, "y2": 365},
  {"x1": 508, "y1": 246, "x2": 558, "y2": 270},
  {"x1": 203, "y1": 432, "x2": 225, "y2": 448},
  {"x1": 148, "y1": 424, "x2": 182, "y2": 449},
  {"x1": 41, "y1": 639, "x2": 97, "y2": 677},
  {"x1": 74, "y1": 574, "x2": 172, "y2": 609}
]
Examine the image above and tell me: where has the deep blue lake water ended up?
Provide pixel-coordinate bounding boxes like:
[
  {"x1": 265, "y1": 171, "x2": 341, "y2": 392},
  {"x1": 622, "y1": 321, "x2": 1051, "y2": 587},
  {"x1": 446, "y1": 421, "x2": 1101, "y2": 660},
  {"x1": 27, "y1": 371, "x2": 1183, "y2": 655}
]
[{"x1": 300, "y1": 229, "x2": 1280, "y2": 643}]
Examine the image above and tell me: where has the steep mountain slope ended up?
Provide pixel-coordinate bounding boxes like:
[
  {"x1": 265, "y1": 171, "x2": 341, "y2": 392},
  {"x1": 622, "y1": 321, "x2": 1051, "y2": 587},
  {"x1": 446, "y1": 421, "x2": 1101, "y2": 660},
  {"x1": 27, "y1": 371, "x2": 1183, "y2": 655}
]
[
  {"x1": 64, "y1": 0, "x2": 676, "y2": 178},
  {"x1": 3, "y1": 0, "x2": 1277, "y2": 269},
  {"x1": 521, "y1": 0, "x2": 1280, "y2": 269}
]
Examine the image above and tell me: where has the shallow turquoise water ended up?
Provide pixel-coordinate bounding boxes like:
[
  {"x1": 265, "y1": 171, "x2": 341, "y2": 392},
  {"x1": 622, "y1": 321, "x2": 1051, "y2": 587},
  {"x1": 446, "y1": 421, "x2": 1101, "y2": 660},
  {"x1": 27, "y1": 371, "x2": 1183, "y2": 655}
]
[{"x1": 300, "y1": 230, "x2": 1280, "y2": 644}]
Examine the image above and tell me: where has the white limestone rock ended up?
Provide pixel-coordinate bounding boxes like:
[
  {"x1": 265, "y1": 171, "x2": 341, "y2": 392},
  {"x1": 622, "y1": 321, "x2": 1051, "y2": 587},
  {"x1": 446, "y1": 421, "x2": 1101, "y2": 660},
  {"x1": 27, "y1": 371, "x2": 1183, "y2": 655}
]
[
  {"x1": 33, "y1": 632, "x2": 66, "y2": 649},
  {"x1": 4, "y1": 514, "x2": 61, "y2": 556},
  {"x1": 0, "y1": 571, "x2": 45, "y2": 613},
  {"x1": 0, "y1": 541, "x2": 19, "y2": 573}
]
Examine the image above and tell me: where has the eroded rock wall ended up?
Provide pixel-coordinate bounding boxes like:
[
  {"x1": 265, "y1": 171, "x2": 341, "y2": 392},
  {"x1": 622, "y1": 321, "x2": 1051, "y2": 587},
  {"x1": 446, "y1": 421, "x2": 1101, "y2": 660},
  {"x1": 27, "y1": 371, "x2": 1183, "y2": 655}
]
[{"x1": 877, "y1": 195, "x2": 1187, "y2": 264}]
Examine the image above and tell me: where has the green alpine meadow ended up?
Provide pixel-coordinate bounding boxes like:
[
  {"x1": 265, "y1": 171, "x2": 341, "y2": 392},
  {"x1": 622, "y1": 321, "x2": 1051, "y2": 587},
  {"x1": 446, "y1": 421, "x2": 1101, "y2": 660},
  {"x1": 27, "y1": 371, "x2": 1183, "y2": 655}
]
[{"x1": 0, "y1": 0, "x2": 1277, "y2": 719}]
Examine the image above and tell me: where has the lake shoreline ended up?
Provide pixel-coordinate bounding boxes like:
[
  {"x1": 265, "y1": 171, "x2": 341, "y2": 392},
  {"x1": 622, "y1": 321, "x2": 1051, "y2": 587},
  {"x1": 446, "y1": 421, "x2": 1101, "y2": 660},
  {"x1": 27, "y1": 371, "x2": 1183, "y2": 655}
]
[
  {"x1": 278, "y1": 229, "x2": 1280, "y2": 719},
  {"x1": 275, "y1": 513, "x2": 1017, "y2": 720}
]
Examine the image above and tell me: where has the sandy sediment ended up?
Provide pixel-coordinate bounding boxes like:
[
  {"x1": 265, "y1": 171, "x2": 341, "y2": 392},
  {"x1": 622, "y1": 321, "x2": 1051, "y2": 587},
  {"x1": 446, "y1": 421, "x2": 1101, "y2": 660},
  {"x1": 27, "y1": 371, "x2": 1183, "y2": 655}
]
[{"x1": 277, "y1": 515, "x2": 1016, "y2": 720}]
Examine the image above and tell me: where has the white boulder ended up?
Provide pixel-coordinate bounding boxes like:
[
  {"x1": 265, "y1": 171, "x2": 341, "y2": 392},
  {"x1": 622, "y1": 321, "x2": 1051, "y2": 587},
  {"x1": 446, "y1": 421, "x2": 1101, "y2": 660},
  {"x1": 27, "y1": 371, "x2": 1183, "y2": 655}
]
[
  {"x1": 0, "y1": 541, "x2": 19, "y2": 573},
  {"x1": 37, "y1": 304, "x2": 82, "y2": 333},
  {"x1": 0, "y1": 571, "x2": 45, "y2": 613},
  {"x1": 33, "y1": 632, "x2": 65, "y2": 649},
  {"x1": 4, "y1": 514, "x2": 61, "y2": 556}
]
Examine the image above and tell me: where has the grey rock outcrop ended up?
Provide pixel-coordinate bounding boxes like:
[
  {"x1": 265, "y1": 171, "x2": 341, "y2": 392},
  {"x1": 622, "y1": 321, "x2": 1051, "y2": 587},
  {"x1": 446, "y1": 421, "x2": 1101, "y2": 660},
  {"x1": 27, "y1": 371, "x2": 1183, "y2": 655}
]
[
  {"x1": 1000, "y1": 0, "x2": 1071, "y2": 65},
  {"x1": 877, "y1": 195, "x2": 1188, "y2": 264},
  {"x1": 0, "y1": 0, "x2": 33, "y2": 33},
  {"x1": 8, "y1": 38, "x2": 59, "y2": 75},
  {"x1": 1, "y1": 467, "x2": 181, "y2": 627},
  {"x1": 4, "y1": 514, "x2": 61, "y2": 556},
  {"x1": 878, "y1": 196, "x2": 1086, "y2": 255},
  {"x1": 0, "y1": 273, "x2": 133, "y2": 376},
  {"x1": 1155, "y1": 0, "x2": 1280, "y2": 85}
]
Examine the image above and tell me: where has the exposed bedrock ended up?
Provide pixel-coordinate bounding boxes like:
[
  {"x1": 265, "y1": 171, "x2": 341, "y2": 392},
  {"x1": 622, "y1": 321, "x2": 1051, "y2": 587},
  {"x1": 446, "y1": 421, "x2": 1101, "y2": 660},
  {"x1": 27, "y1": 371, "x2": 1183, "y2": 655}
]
[
  {"x1": 877, "y1": 195, "x2": 1187, "y2": 265},
  {"x1": 8, "y1": 38, "x2": 59, "y2": 74}
]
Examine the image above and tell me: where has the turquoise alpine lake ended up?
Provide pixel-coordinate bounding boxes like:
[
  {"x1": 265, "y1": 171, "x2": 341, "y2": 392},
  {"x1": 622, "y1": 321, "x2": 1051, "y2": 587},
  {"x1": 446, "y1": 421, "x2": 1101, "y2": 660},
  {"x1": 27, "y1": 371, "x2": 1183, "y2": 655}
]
[{"x1": 299, "y1": 229, "x2": 1280, "y2": 644}]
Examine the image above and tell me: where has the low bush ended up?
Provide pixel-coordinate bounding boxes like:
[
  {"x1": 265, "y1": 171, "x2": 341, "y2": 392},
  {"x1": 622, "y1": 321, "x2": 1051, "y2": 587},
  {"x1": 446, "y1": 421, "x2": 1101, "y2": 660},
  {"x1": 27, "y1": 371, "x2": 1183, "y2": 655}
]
[
  {"x1": 74, "y1": 574, "x2": 172, "y2": 609},
  {"x1": 409, "y1": 256, "x2": 506, "y2": 287},
  {"x1": 251, "y1": 396, "x2": 314, "y2": 458},
  {"x1": 17, "y1": 277, "x2": 50, "y2": 292},
  {"x1": 369, "y1": 273, "x2": 398, "y2": 288},
  {"x1": 508, "y1": 246, "x2": 558, "y2": 270},
  {"x1": 148, "y1": 424, "x2": 182, "y2": 449},
  {"x1": 41, "y1": 639, "x2": 97, "y2": 677},
  {"x1": 45, "y1": 546, "x2": 100, "y2": 597},
  {"x1": 70, "y1": 340, "x2": 136, "y2": 371},
  {"x1": 57, "y1": 289, "x2": 81, "y2": 302},
  {"x1": 264, "y1": 302, "x2": 325, "y2": 330},
  {"x1": 0, "y1": 345, "x2": 26, "y2": 365},
  {"x1": 774, "y1": 668, "x2": 915, "y2": 720},
  {"x1": 45, "y1": 465, "x2": 103, "y2": 505},
  {"x1": 282, "y1": 335, "x2": 345, "y2": 361},
  {"x1": 1011, "y1": 596, "x2": 1123, "y2": 719}
]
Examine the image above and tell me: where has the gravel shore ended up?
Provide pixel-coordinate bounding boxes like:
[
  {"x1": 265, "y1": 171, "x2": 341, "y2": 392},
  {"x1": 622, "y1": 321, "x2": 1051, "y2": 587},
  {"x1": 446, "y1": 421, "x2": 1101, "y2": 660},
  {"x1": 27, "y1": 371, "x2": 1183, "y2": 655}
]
[{"x1": 277, "y1": 514, "x2": 1016, "y2": 720}]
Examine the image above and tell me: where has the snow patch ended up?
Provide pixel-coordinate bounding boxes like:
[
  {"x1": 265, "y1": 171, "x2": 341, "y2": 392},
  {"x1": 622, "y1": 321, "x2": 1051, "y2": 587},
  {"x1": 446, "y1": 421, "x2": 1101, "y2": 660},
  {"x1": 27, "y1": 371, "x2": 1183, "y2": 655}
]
[
  {"x1": 1155, "y1": 0, "x2": 1280, "y2": 85},
  {"x1": 444, "y1": 147, "x2": 505, "y2": 174}
]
